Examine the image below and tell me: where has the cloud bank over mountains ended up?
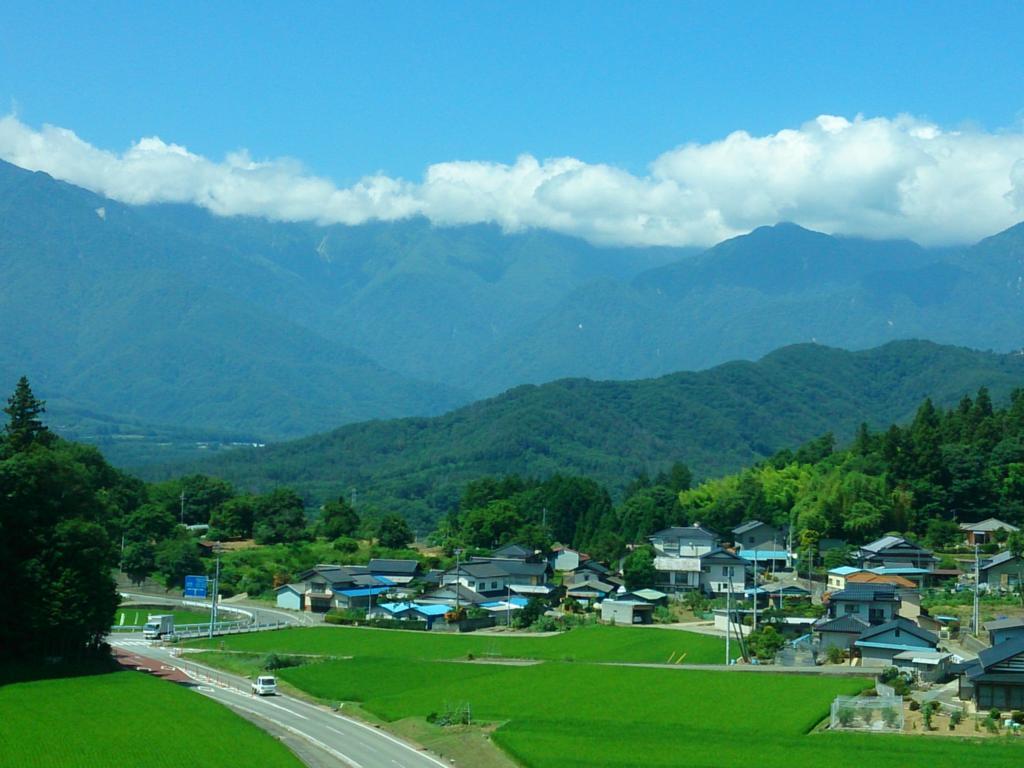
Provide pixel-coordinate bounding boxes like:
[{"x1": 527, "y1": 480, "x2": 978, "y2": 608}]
[{"x1": 2, "y1": 113, "x2": 1023, "y2": 247}]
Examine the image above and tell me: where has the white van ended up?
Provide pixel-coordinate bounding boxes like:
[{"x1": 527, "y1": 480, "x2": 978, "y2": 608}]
[{"x1": 251, "y1": 675, "x2": 277, "y2": 696}]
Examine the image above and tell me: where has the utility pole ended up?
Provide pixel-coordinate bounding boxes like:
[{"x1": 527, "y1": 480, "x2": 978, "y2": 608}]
[
  {"x1": 454, "y1": 548, "x2": 463, "y2": 612},
  {"x1": 180, "y1": 490, "x2": 185, "y2": 526},
  {"x1": 725, "y1": 582, "x2": 731, "y2": 664},
  {"x1": 208, "y1": 545, "x2": 221, "y2": 639},
  {"x1": 752, "y1": 550, "x2": 758, "y2": 632},
  {"x1": 507, "y1": 584, "x2": 512, "y2": 627},
  {"x1": 973, "y1": 543, "x2": 980, "y2": 636}
]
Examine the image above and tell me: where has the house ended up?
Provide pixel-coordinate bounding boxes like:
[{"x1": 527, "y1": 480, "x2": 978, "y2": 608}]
[
  {"x1": 960, "y1": 518, "x2": 1019, "y2": 547},
  {"x1": 275, "y1": 564, "x2": 394, "y2": 612},
  {"x1": 986, "y1": 617, "x2": 1024, "y2": 646},
  {"x1": 419, "y1": 584, "x2": 488, "y2": 607},
  {"x1": 731, "y1": 520, "x2": 784, "y2": 552},
  {"x1": 736, "y1": 548, "x2": 790, "y2": 572},
  {"x1": 601, "y1": 599, "x2": 654, "y2": 625},
  {"x1": 441, "y1": 556, "x2": 552, "y2": 599},
  {"x1": 854, "y1": 617, "x2": 939, "y2": 667},
  {"x1": 649, "y1": 526, "x2": 719, "y2": 557},
  {"x1": 443, "y1": 561, "x2": 511, "y2": 597},
  {"x1": 367, "y1": 558, "x2": 421, "y2": 585},
  {"x1": 979, "y1": 551, "x2": 1022, "y2": 589},
  {"x1": 491, "y1": 543, "x2": 538, "y2": 560},
  {"x1": 651, "y1": 553, "x2": 702, "y2": 592},
  {"x1": 823, "y1": 584, "x2": 901, "y2": 626},
  {"x1": 892, "y1": 650, "x2": 953, "y2": 683},
  {"x1": 699, "y1": 548, "x2": 747, "y2": 596},
  {"x1": 959, "y1": 636, "x2": 1024, "y2": 710},
  {"x1": 550, "y1": 546, "x2": 586, "y2": 572},
  {"x1": 857, "y1": 536, "x2": 936, "y2": 570},
  {"x1": 565, "y1": 579, "x2": 617, "y2": 603},
  {"x1": 827, "y1": 566, "x2": 861, "y2": 591},
  {"x1": 815, "y1": 615, "x2": 870, "y2": 652},
  {"x1": 332, "y1": 585, "x2": 392, "y2": 611},
  {"x1": 367, "y1": 601, "x2": 451, "y2": 629},
  {"x1": 847, "y1": 571, "x2": 918, "y2": 590}
]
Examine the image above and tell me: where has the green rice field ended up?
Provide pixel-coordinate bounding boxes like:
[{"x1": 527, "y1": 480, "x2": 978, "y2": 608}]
[
  {"x1": 269, "y1": 657, "x2": 1023, "y2": 768},
  {"x1": 189, "y1": 624, "x2": 1024, "y2": 768},
  {"x1": 0, "y1": 669, "x2": 303, "y2": 768},
  {"x1": 189, "y1": 623, "x2": 732, "y2": 664}
]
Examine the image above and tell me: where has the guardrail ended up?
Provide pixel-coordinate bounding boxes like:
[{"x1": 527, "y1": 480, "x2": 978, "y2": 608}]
[{"x1": 109, "y1": 620, "x2": 286, "y2": 637}]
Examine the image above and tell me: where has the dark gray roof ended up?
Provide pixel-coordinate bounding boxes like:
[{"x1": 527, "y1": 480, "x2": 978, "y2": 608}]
[
  {"x1": 423, "y1": 585, "x2": 487, "y2": 604},
  {"x1": 830, "y1": 584, "x2": 900, "y2": 603},
  {"x1": 700, "y1": 548, "x2": 746, "y2": 564},
  {"x1": 468, "y1": 557, "x2": 549, "y2": 578},
  {"x1": 732, "y1": 520, "x2": 771, "y2": 535},
  {"x1": 492, "y1": 543, "x2": 535, "y2": 559},
  {"x1": 650, "y1": 525, "x2": 718, "y2": 540},
  {"x1": 980, "y1": 551, "x2": 1018, "y2": 570},
  {"x1": 977, "y1": 635, "x2": 1024, "y2": 671},
  {"x1": 984, "y1": 617, "x2": 1024, "y2": 632},
  {"x1": 368, "y1": 558, "x2": 421, "y2": 574},
  {"x1": 858, "y1": 617, "x2": 938, "y2": 645},
  {"x1": 459, "y1": 562, "x2": 507, "y2": 579},
  {"x1": 814, "y1": 615, "x2": 869, "y2": 634},
  {"x1": 577, "y1": 559, "x2": 611, "y2": 575}
]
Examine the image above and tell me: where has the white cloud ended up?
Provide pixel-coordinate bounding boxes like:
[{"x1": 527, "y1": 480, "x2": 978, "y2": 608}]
[{"x1": 1, "y1": 113, "x2": 1023, "y2": 247}]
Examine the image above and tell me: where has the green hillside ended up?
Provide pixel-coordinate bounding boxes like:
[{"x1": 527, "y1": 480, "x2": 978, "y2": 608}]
[{"x1": 147, "y1": 340, "x2": 1024, "y2": 531}]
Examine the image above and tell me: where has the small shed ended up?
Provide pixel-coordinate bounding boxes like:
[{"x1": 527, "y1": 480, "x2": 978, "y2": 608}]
[
  {"x1": 986, "y1": 617, "x2": 1024, "y2": 647},
  {"x1": 275, "y1": 583, "x2": 304, "y2": 611},
  {"x1": 601, "y1": 599, "x2": 654, "y2": 625},
  {"x1": 892, "y1": 650, "x2": 953, "y2": 682}
]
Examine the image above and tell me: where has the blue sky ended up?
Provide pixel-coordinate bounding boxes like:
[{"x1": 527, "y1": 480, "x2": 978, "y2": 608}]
[{"x1": 1, "y1": 3, "x2": 1023, "y2": 246}]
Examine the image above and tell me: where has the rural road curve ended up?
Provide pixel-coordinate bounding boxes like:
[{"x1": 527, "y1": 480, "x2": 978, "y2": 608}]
[
  {"x1": 119, "y1": 590, "x2": 319, "y2": 626},
  {"x1": 110, "y1": 634, "x2": 450, "y2": 768}
]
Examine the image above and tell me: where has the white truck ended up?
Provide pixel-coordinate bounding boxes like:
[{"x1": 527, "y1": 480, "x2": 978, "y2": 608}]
[
  {"x1": 251, "y1": 675, "x2": 277, "y2": 696},
  {"x1": 142, "y1": 614, "x2": 175, "y2": 640}
]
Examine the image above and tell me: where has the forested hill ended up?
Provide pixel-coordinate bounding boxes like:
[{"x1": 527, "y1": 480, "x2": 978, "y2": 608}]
[{"x1": 148, "y1": 340, "x2": 1024, "y2": 532}]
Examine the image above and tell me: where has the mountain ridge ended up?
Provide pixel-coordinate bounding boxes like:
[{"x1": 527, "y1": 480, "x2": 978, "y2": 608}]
[{"x1": 141, "y1": 339, "x2": 1024, "y2": 532}]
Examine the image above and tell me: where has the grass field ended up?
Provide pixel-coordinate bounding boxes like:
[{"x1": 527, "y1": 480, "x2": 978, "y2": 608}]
[
  {"x1": 190, "y1": 622, "x2": 1024, "y2": 768},
  {"x1": 265, "y1": 657, "x2": 1023, "y2": 768},
  {"x1": 188, "y1": 623, "x2": 732, "y2": 664},
  {"x1": 0, "y1": 668, "x2": 303, "y2": 768},
  {"x1": 114, "y1": 606, "x2": 212, "y2": 627}
]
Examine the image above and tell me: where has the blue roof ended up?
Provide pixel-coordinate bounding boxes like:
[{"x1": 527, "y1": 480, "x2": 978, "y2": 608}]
[
  {"x1": 738, "y1": 550, "x2": 789, "y2": 561},
  {"x1": 377, "y1": 602, "x2": 415, "y2": 613},
  {"x1": 412, "y1": 604, "x2": 450, "y2": 617},
  {"x1": 828, "y1": 566, "x2": 861, "y2": 575},
  {"x1": 339, "y1": 586, "x2": 391, "y2": 597},
  {"x1": 868, "y1": 567, "x2": 929, "y2": 576}
]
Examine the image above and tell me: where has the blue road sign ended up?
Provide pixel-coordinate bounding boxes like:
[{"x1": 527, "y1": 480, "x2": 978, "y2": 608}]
[{"x1": 184, "y1": 575, "x2": 208, "y2": 598}]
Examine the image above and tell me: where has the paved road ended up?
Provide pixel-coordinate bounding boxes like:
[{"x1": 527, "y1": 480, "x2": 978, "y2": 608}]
[
  {"x1": 110, "y1": 634, "x2": 449, "y2": 768},
  {"x1": 120, "y1": 590, "x2": 318, "y2": 627}
]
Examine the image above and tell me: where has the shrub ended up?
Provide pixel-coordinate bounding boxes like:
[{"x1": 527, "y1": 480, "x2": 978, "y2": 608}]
[
  {"x1": 264, "y1": 653, "x2": 301, "y2": 670},
  {"x1": 333, "y1": 536, "x2": 359, "y2": 554},
  {"x1": 908, "y1": 699, "x2": 920, "y2": 711},
  {"x1": 826, "y1": 645, "x2": 845, "y2": 664},
  {"x1": 950, "y1": 710, "x2": 962, "y2": 729},
  {"x1": 1012, "y1": 710, "x2": 1024, "y2": 725},
  {"x1": 922, "y1": 701, "x2": 935, "y2": 730}
]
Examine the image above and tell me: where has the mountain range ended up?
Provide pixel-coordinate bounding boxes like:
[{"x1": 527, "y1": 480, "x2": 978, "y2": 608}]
[
  {"x1": 3, "y1": 158, "x2": 1024, "y2": 461},
  {"x1": 143, "y1": 340, "x2": 1024, "y2": 532}
]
